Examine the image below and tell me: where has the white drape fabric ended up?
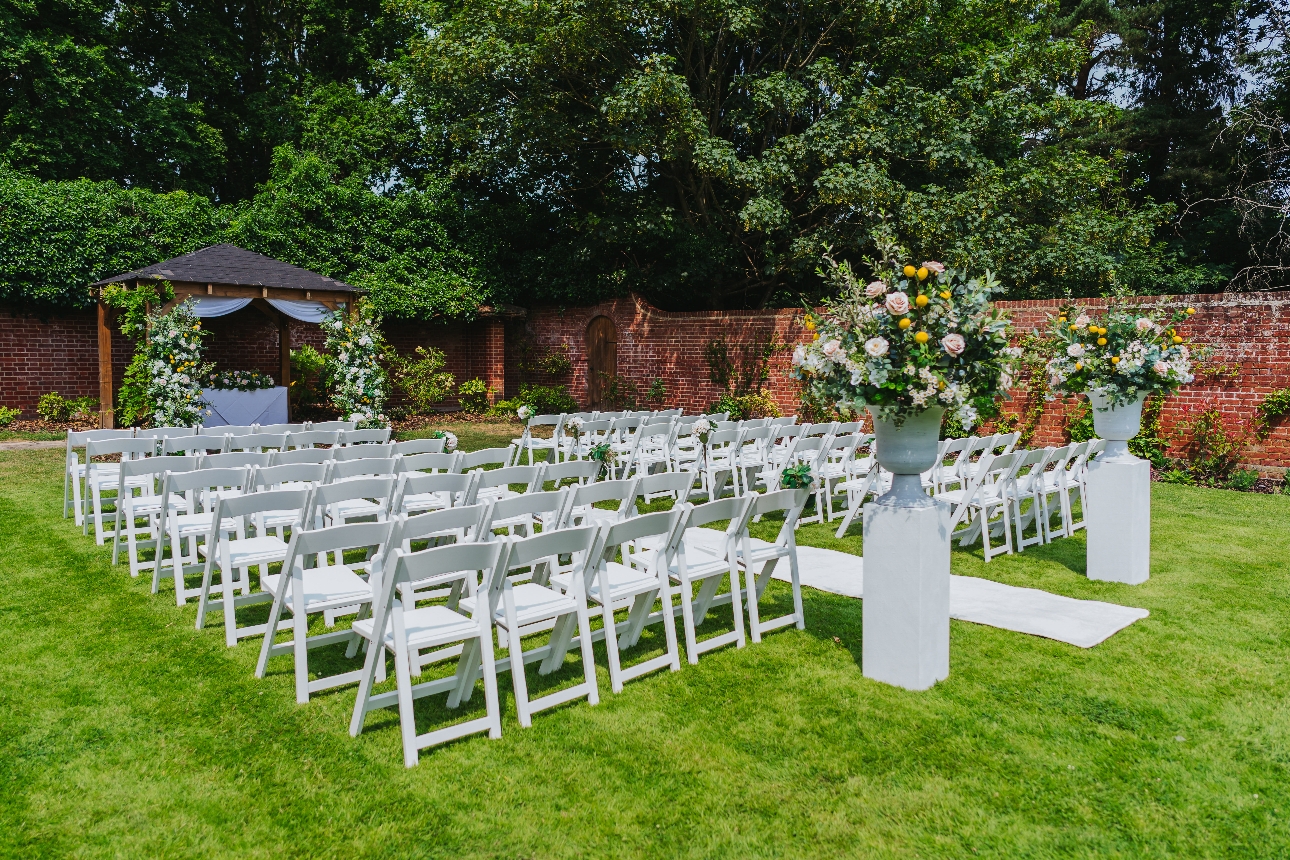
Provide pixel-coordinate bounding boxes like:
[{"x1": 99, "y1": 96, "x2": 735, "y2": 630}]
[
  {"x1": 267, "y1": 299, "x2": 332, "y2": 323},
  {"x1": 189, "y1": 297, "x2": 252, "y2": 317}
]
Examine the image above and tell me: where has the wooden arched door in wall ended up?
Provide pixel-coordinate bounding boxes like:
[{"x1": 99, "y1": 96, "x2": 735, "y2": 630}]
[{"x1": 585, "y1": 315, "x2": 617, "y2": 409}]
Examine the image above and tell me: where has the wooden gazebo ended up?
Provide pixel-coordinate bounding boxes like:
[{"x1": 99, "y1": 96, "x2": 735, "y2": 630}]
[{"x1": 91, "y1": 244, "x2": 359, "y2": 428}]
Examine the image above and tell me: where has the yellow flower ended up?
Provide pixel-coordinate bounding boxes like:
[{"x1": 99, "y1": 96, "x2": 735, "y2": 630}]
[
  {"x1": 938, "y1": 380, "x2": 946, "y2": 390},
  {"x1": 915, "y1": 294, "x2": 929, "y2": 308},
  {"x1": 1186, "y1": 307, "x2": 1196, "y2": 315},
  {"x1": 939, "y1": 290, "x2": 951, "y2": 299},
  {"x1": 903, "y1": 265, "x2": 916, "y2": 278},
  {"x1": 1097, "y1": 337, "x2": 1107, "y2": 346},
  {"x1": 917, "y1": 267, "x2": 929, "y2": 280},
  {"x1": 1075, "y1": 362, "x2": 1083, "y2": 370},
  {"x1": 914, "y1": 331, "x2": 929, "y2": 343},
  {"x1": 1173, "y1": 335, "x2": 1183, "y2": 344},
  {"x1": 812, "y1": 332, "x2": 819, "y2": 341},
  {"x1": 1111, "y1": 356, "x2": 1121, "y2": 364},
  {"x1": 1069, "y1": 324, "x2": 1078, "y2": 331},
  {"x1": 898, "y1": 318, "x2": 912, "y2": 330},
  {"x1": 803, "y1": 318, "x2": 816, "y2": 331}
]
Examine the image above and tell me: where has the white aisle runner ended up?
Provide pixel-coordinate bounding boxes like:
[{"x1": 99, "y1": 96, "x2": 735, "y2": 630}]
[{"x1": 682, "y1": 529, "x2": 1149, "y2": 648}]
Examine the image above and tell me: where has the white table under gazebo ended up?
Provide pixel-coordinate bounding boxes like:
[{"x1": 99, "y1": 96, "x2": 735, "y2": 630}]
[{"x1": 90, "y1": 244, "x2": 360, "y2": 428}]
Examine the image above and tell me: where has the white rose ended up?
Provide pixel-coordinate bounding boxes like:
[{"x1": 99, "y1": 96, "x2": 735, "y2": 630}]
[
  {"x1": 693, "y1": 418, "x2": 712, "y2": 435},
  {"x1": 941, "y1": 333, "x2": 966, "y2": 356},
  {"x1": 518, "y1": 405, "x2": 533, "y2": 420},
  {"x1": 792, "y1": 345, "x2": 806, "y2": 366},
  {"x1": 865, "y1": 280, "x2": 887, "y2": 297},
  {"x1": 1074, "y1": 314, "x2": 1090, "y2": 327},
  {"x1": 922, "y1": 261, "x2": 946, "y2": 275},
  {"x1": 821, "y1": 339, "x2": 841, "y2": 358},
  {"x1": 443, "y1": 432, "x2": 458, "y2": 451},
  {"x1": 864, "y1": 337, "x2": 889, "y2": 357},
  {"x1": 885, "y1": 292, "x2": 910, "y2": 315},
  {"x1": 1136, "y1": 317, "x2": 1153, "y2": 332},
  {"x1": 1067, "y1": 343, "x2": 1085, "y2": 358},
  {"x1": 1153, "y1": 361, "x2": 1170, "y2": 376}
]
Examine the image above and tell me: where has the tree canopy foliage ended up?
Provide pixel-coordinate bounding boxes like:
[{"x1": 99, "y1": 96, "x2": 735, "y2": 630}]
[{"x1": 1, "y1": 0, "x2": 1286, "y2": 314}]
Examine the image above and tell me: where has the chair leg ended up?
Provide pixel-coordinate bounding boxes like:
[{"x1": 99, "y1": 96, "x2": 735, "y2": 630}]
[
  {"x1": 393, "y1": 634, "x2": 420, "y2": 767},
  {"x1": 293, "y1": 606, "x2": 311, "y2": 704},
  {"x1": 502, "y1": 585, "x2": 532, "y2": 728}
]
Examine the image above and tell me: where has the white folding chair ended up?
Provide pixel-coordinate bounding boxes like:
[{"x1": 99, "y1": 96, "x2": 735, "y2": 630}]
[
  {"x1": 310, "y1": 420, "x2": 357, "y2": 432},
  {"x1": 110, "y1": 455, "x2": 200, "y2": 577},
  {"x1": 458, "y1": 446, "x2": 517, "y2": 473},
  {"x1": 202, "y1": 451, "x2": 272, "y2": 470},
  {"x1": 671, "y1": 495, "x2": 754, "y2": 663},
  {"x1": 1007, "y1": 447, "x2": 1056, "y2": 551},
  {"x1": 482, "y1": 488, "x2": 570, "y2": 539},
  {"x1": 475, "y1": 464, "x2": 545, "y2": 505},
  {"x1": 388, "y1": 505, "x2": 493, "y2": 612},
  {"x1": 938, "y1": 452, "x2": 1023, "y2": 561},
  {"x1": 314, "y1": 474, "x2": 397, "y2": 531},
  {"x1": 350, "y1": 540, "x2": 506, "y2": 766},
  {"x1": 255, "y1": 520, "x2": 394, "y2": 703},
  {"x1": 391, "y1": 471, "x2": 480, "y2": 516},
  {"x1": 399, "y1": 451, "x2": 461, "y2": 475},
  {"x1": 225, "y1": 433, "x2": 287, "y2": 453},
  {"x1": 154, "y1": 467, "x2": 250, "y2": 605},
  {"x1": 624, "y1": 418, "x2": 675, "y2": 478},
  {"x1": 341, "y1": 427, "x2": 393, "y2": 446},
  {"x1": 196, "y1": 487, "x2": 314, "y2": 647},
  {"x1": 269, "y1": 447, "x2": 331, "y2": 466},
  {"x1": 331, "y1": 443, "x2": 396, "y2": 461},
  {"x1": 458, "y1": 527, "x2": 601, "y2": 728},
  {"x1": 84, "y1": 437, "x2": 156, "y2": 543},
  {"x1": 733, "y1": 488, "x2": 811, "y2": 642},
  {"x1": 202, "y1": 424, "x2": 256, "y2": 436},
  {"x1": 252, "y1": 463, "x2": 329, "y2": 537},
  {"x1": 543, "y1": 459, "x2": 602, "y2": 489},
  {"x1": 701, "y1": 428, "x2": 744, "y2": 500},
  {"x1": 558, "y1": 478, "x2": 639, "y2": 531},
  {"x1": 256, "y1": 423, "x2": 308, "y2": 435},
  {"x1": 513, "y1": 414, "x2": 565, "y2": 465},
  {"x1": 284, "y1": 430, "x2": 340, "y2": 449}
]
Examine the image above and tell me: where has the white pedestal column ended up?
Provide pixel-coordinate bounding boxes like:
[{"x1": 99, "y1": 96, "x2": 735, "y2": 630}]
[
  {"x1": 1085, "y1": 456, "x2": 1151, "y2": 584},
  {"x1": 862, "y1": 499, "x2": 951, "y2": 690}
]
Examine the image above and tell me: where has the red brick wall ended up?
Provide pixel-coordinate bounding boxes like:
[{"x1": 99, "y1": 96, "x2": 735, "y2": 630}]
[{"x1": 0, "y1": 307, "x2": 130, "y2": 412}]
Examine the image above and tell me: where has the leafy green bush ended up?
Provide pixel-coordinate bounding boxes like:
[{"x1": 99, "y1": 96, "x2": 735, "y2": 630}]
[
  {"x1": 536, "y1": 344, "x2": 573, "y2": 377},
  {"x1": 391, "y1": 346, "x2": 455, "y2": 415},
  {"x1": 710, "y1": 389, "x2": 781, "y2": 421},
  {"x1": 457, "y1": 378, "x2": 492, "y2": 413},
  {"x1": 1227, "y1": 469, "x2": 1260, "y2": 491},
  {"x1": 0, "y1": 406, "x2": 20, "y2": 426},
  {"x1": 116, "y1": 354, "x2": 152, "y2": 426},
  {"x1": 289, "y1": 345, "x2": 328, "y2": 419},
  {"x1": 518, "y1": 384, "x2": 577, "y2": 415},
  {"x1": 37, "y1": 392, "x2": 69, "y2": 422}
]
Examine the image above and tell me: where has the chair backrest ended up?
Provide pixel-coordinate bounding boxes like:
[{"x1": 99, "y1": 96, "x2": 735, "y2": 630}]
[
  {"x1": 202, "y1": 424, "x2": 256, "y2": 435},
  {"x1": 394, "y1": 437, "x2": 446, "y2": 455},
  {"x1": 587, "y1": 506, "x2": 687, "y2": 590},
  {"x1": 328, "y1": 457, "x2": 398, "y2": 481},
  {"x1": 269, "y1": 447, "x2": 330, "y2": 466},
  {"x1": 543, "y1": 459, "x2": 601, "y2": 488},
  {"x1": 310, "y1": 420, "x2": 357, "y2": 432},
  {"x1": 202, "y1": 451, "x2": 272, "y2": 470},
  {"x1": 459, "y1": 446, "x2": 516, "y2": 471},
  {"x1": 331, "y1": 443, "x2": 396, "y2": 461},
  {"x1": 739, "y1": 426, "x2": 773, "y2": 444},
  {"x1": 525, "y1": 414, "x2": 563, "y2": 428},
  {"x1": 225, "y1": 433, "x2": 287, "y2": 452},
  {"x1": 707, "y1": 428, "x2": 743, "y2": 448},
  {"x1": 993, "y1": 432, "x2": 1021, "y2": 455},
  {"x1": 256, "y1": 423, "x2": 307, "y2": 434},
  {"x1": 285, "y1": 430, "x2": 340, "y2": 449},
  {"x1": 312, "y1": 475, "x2": 397, "y2": 515},
  {"x1": 686, "y1": 494, "x2": 755, "y2": 530},
  {"x1": 86, "y1": 438, "x2": 155, "y2": 461},
  {"x1": 634, "y1": 471, "x2": 694, "y2": 503},
  {"x1": 743, "y1": 488, "x2": 810, "y2": 552},
  {"x1": 285, "y1": 520, "x2": 393, "y2": 572},
  {"x1": 569, "y1": 477, "x2": 639, "y2": 511},
  {"x1": 254, "y1": 462, "x2": 328, "y2": 489},
  {"x1": 341, "y1": 427, "x2": 392, "y2": 446},
  {"x1": 484, "y1": 526, "x2": 598, "y2": 617},
  {"x1": 576, "y1": 418, "x2": 613, "y2": 436},
  {"x1": 393, "y1": 471, "x2": 479, "y2": 512},
  {"x1": 701, "y1": 412, "x2": 729, "y2": 422},
  {"x1": 68, "y1": 429, "x2": 135, "y2": 450},
  {"x1": 768, "y1": 416, "x2": 798, "y2": 428},
  {"x1": 160, "y1": 435, "x2": 214, "y2": 455},
  {"x1": 163, "y1": 466, "x2": 250, "y2": 497},
  {"x1": 376, "y1": 540, "x2": 504, "y2": 624},
  {"x1": 212, "y1": 486, "x2": 313, "y2": 523},
  {"x1": 477, "y1": 464, "x2": 545, "y2": 492},
  {"x1": 134, "y1": 426, "x2": 195, "y2": 439},
  {"x1": 399, "y1": 451, "x2": 461, "y2": 474},
  {"x1": 396, "y1": 503, "x2": 491, "y2": 545},
  {"x1": 803, "y1": 421, "x2": 837, "y2": 438},
  {"x1": 117, "y1": 454, "x2": 200, "y2": 484},
  {"x1": 715, "y1": 421, "x2": 740, "y2": 432},
  {"x1": 482, "y1": 489, "x2": 570, "y2": 534},
  {"x1": 741, "y1": 417, "x2": 771, "y2": 429},
  {"x1": 1012, "y1": 447, "x2": 1054, "y2": 491},
  {"x1": 637, "y1": 418, "x2": 673, "y2": 438}
]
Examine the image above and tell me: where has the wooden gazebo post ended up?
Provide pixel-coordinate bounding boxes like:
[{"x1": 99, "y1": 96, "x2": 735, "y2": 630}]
[{"x1": 97, "y1": 295, "x2": 114, "y2": 429}]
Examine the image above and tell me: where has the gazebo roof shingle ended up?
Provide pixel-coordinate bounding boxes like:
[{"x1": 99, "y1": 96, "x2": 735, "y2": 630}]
[{"x1": 92, "y1": 244, "x2": 357, "y2": 293}]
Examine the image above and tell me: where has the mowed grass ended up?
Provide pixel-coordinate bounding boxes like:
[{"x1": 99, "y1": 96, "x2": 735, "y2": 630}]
[{"x1": 0, "y1": 440, "x2": 1287, "y2": 858}]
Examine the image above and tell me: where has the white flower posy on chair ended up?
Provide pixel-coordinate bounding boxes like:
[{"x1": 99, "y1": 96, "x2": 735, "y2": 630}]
[{"x1": 792, "y1": 241, "x2": 1015, "y2": 428}]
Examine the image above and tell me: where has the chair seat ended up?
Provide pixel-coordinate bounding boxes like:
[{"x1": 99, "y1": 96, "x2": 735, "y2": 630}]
[
  {"x1": 259, "y1": 509, "x2": 304, "y2": 529},
  {"x1": 126, "y1": 493, "x2": 188, "y2": 515},
  {"x1": 459, "y1": 582, "x2": 577, "y2": 627},
  {"x1": 91, "y1": 473, "x2": 150, "y2": 491},
  {"x1": 330, "y1": 499, "x2": 383, "y2": 520},
  {"x1": 402, "y1": 491, "x2": 452, "y2": 514},
  {"x1": 353, "y1": 604, "x2": 478, "y2": 649},
  {"x1": 550, "y1": 561, "x2": 658, "y2": 603},
  {"x1": 198, "y1": 535, "x2": 289, "y2": 568},
  {"x1": 476, "y1": 487, "x2": 519, "y2": 503},
  {"x1": 935, "y1": 487, "x2": 1003, "y2": 507},
  {"x1": 262, "y1": 564, "x2": 371, "y2": 612},
  {"x1": 169, "y1": 512, "x2": 238, "y2": 538}
]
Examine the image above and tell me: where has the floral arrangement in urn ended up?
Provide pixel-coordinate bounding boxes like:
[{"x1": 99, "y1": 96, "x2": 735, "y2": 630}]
[
  {"x1": 792, "y1": 240, "x2": 1016, "y2": 429},
  {"x1": 1042, "y1": 303, "x2": 1199, "y2": 407}
]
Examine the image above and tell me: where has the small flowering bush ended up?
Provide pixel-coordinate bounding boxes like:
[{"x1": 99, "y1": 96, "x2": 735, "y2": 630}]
[
  {"x1": 147, "y1": 301, "x2": 212, "y2": 427},
  {"x1": 1042, "y1": 304, "x2": 1199, "y2": 408},
  {"x1": 792, "y1": 241, "x2": 1016, "y2": 429},
  {"x1": 323, "y1": 303, "x2": 388, "y2": 426},
  {"x1": 203, "y1": 369, "x2": 276, "y2": 391}
]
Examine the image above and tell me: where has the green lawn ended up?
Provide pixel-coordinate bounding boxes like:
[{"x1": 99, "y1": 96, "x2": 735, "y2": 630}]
[{"x1": 1, "y1": 444, "x2": 1287, "y2": 858}]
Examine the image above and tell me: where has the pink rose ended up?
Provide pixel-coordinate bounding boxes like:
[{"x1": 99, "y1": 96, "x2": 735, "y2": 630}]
[
  {"x1": 941, "y1": 333, "x2": 966, "y2": 356},
  {"x1": 865, "y1": 280, "x2": 887, "y2": 297},
  {"x1": 885, "y1": 292, "x2": 910, "y2": 315},
  {"x1": 922, "y1": 261, "x2": 945, "y2": 275}
]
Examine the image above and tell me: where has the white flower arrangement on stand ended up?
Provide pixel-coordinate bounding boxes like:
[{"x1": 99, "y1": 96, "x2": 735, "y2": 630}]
[
  {"x1": 146, "y1": 300, "x2": 212, "y2": 427},
  {"x1": 323, "y1": 303, "x2": 389, "y2": 428}
]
